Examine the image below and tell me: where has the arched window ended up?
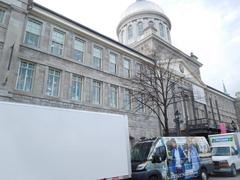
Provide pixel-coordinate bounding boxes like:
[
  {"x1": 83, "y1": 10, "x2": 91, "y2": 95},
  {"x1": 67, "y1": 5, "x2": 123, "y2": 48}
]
[
  {"x1": 159, "y1": 23, "x2": 164, "y2": 38},
  {"x1": 166, "y1": 27, "x2": 170, "y2": 41},
  {"x1": 137, "y1": 22, "x2": 143, "y2": 36},
  {"x1": 148, "y1": 21, "x2": 154, "y2": 27},
  {"x1": 128, "y1": 25, "x2": 133, "y2": 40}
]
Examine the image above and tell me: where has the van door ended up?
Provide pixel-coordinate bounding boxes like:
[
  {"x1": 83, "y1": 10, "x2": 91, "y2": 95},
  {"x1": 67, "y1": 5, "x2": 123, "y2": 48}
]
[
  {"x1": 231, "y1": 147, "x2": 240, "y2": 169},
  {"x1": 151, "y1": 142, "x2": 168, "y2": 178}
]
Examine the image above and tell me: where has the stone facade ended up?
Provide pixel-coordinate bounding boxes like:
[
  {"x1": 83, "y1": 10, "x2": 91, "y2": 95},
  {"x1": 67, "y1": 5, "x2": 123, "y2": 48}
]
[
  {"x1": 235, "y1": 99, "x2": 240, "y2": 127},
  {"x1": 0, "y1": 0, "x2": 239, "y2": 142}
]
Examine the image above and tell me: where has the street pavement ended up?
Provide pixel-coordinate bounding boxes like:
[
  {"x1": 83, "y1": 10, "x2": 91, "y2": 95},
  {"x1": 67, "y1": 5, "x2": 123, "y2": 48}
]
[{"x1": 210, "y1": 172, "x2": 240, "y2": 180}]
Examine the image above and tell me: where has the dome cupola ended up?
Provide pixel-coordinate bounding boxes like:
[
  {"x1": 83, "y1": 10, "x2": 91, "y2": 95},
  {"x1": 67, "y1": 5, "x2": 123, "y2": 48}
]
[{"x1": 117, "y1": 0, "x2": 171, "y2": 46}]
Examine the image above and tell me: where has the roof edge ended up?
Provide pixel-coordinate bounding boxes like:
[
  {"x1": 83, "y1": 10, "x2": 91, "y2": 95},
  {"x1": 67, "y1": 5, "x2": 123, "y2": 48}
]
[{"x1": 32, "y1": 2, "x2": 153, "y2": 62}]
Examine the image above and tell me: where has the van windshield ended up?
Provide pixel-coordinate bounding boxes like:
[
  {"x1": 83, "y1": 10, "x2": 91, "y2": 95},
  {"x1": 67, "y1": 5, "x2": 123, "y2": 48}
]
[
  {"x1": 131, "y1": 142, "x2": 153, "y2": 162},
  {"x1": 212, "y1": 147, "x2": 230, "y2": 156}
]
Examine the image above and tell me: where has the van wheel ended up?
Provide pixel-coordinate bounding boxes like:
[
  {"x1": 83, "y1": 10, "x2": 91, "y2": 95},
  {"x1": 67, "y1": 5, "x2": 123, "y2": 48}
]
[
  {"x1": 200, "y1": 168, "x2": 208, "y2": 180},
  {"x1": 230, "y1": 164, "x2": 237, "y2": 177}
]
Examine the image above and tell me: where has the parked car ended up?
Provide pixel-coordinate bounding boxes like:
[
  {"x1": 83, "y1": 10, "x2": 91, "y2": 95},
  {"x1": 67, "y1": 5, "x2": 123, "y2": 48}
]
[
  {"x1": 209, "y1": 133, "x2": 240, "y2": 177},
  {"x1": 131, "y1": 136, "x2": 213, "y2": 180}
]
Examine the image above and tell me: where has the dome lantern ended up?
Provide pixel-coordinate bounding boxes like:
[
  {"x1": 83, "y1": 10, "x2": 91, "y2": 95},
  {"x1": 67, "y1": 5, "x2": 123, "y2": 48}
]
[{"x1": 117, "y1": 0, "x2": 171, "y2": 46}]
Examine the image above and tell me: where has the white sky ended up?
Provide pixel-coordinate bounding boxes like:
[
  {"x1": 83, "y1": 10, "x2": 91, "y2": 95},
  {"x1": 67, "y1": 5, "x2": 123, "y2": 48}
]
[{"x1": 34, "y1": 0, "x2": 240, "y2": 97}]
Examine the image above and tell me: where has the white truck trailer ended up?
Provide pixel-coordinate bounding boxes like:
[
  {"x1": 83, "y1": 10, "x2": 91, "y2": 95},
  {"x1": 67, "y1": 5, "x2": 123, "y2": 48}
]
[
  {"x1": 209, "y1": 133, "x2": 240, "y2": 176},
  {"x1": 0, "y1": 101, "x2": 131, "y2": 180}
]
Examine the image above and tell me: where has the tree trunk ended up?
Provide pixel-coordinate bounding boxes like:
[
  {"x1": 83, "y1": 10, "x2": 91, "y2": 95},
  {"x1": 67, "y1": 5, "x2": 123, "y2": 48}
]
[{"x1": 164, "y1": 108, "x2": 169, "y2": 136}]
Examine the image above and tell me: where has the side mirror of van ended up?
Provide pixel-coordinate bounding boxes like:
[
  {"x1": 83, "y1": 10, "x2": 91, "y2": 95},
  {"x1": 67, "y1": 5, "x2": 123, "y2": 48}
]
[
  {"x1": 152, "y1": 154, "x2": 161, "y2": 163},
  {"x1": 152, "y1": 146, "x2": 167, "y2": 163}
]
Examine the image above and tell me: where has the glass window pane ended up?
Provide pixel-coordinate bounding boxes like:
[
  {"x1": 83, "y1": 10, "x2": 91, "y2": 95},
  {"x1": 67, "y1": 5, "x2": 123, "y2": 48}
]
[
  {"x1": 138, "y1": 22, "x2": 143, "y2": 36},
  {"x1": 16, "y1": 62, "x2": 34, "y2": 92},
  {"x1": 25, "y1": 32, "x2": 40, "y2": 47},
  {"x1": 109, "y1": 53, "x2": 117, "y2": 74},
  {"x1": 124, "y1": 89, "x2": 131, "y2": 110},
  {"x1": 52, "y1": 29, "x2": 65, "y2": 44},
  {"x1": 128, "y1": 25, "x2": 133, "y2": 39},
  {"x1": 160, "y1": 23, "x2": 165, "y2": 38},
  {"x1": 26, "y1": 19, "x2": 42, "y2": 35},
  {"x1": 74, "y1": 38, "x2": 85, "y2": 51},
  {"x1": 46, "y1": 68, "x2": 60, "y2": 96},
  {"x1": 93, "y1": 47, "x2": 102, "y2": 58},
  {"x1": 71, "y1": 75, "x2": 82, "y2": 101},
  {"x1": 92, "y1": 80, "x2": 101, "y2": 104},
  {"x1": 51, "y1": 41, "x2": 63, "y2": 56},
  {"x1": 74, "y1": 38, "x2": 85, "y2": 62},
  {"x1": 123, "y1": 59, "x2": 130, "y2": 78},
  {"x1": 110, "y1": 85, "x2": 118, "y2": 108},
  {"x1": 25, "y1": 19, "x2": 41, "y2": 47},
  {"x1": 0, "y1": 9, "x2": 5, "y2": 24}
]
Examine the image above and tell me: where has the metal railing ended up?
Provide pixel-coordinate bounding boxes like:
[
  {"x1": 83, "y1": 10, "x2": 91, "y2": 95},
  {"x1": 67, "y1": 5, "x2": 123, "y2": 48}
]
[{"x1": 187, "y1": 118, "x2": 235, "y2": 132}]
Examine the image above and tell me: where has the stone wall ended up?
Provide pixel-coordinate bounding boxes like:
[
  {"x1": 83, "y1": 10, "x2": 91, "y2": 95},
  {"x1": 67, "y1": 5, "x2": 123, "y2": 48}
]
[{"x1": 235, "y1": 99, "x2": 240, "y2": 126}]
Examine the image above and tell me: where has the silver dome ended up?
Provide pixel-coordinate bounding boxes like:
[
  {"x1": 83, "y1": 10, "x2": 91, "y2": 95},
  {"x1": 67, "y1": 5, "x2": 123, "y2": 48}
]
[{"x1": 121, "y1": 0, "x2": 164, "y2": 20}]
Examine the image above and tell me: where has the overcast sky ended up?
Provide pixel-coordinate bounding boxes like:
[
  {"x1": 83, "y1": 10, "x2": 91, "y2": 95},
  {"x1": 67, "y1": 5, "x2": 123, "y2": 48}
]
[{"x1": 34, "y1": 0, "x2": 240, "y2": 97}]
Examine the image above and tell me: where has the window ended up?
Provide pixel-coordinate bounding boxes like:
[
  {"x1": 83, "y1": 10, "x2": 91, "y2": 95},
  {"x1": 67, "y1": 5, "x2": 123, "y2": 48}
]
[
  {"x1": 124, "y1": 88, "x2": 131, "y2": 111},
  {"x1": 92, "y1": 80, "x2": 101, "y2": 105},
  {"x1": 136, "y1": 95, "x2": 144, "y2": 112},
  {"x1": 135, "y1": 63, "x2": 142, "y2": 77},
  {"x1": 148, "y1": 21, "x2": 154, "y2": 27},
  {"x1": 159, "y1": 23, "x2": 164, "y2": 38},
  {"x1": 128, "y1": 25, "x2": 133, "y2": 40},
  {"x1": 16, "y1": 61, "x2": 34, "y2": 92},
  {"x1": 110, "y1": 85, "x2": 118, "y2": 108},
  {"x1": 123, "y1": 59, "x2": 130, "y2": 78},
  {"x1": 51, "y1": 28, "x2": 65, "y2": 56},
  {"x1": 93, "y1": 46, "x2": 102, "y2": 69},
  {"x1": 46, "y1": 68, "x2": 60, "y2": 96},
  {"x1": 24, "y1": 18, "x2": 42, "y2": 47},
  {"x1": 166, "y1": 27, "x2": 170, "y2": 41},
  {"x1": 109, "y1": 52, "x2": 117, "y2": 74},
  {"x1": 71, "y1": 75, "x2": 82, "y2": 101},
  {"x1": 73, "y1": 38, "x2": 85, "y2": 62},
  {"x1": 137, "y1": 22, "x2": 143, "y2": 36},
  {"x1": 0, "y1": 9, "x2": 5, "y2": 24}
]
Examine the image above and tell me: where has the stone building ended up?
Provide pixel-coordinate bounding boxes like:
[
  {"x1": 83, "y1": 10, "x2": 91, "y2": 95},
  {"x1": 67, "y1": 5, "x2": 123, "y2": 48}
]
[{"x1": 0, "y1": 0, "x2": 239, "y2": 142}]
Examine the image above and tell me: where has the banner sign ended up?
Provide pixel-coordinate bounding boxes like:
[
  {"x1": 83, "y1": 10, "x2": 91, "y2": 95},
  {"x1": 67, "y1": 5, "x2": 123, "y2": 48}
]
[{"x1": 192, "y1": 85, "x2": 206, "y2": 105}]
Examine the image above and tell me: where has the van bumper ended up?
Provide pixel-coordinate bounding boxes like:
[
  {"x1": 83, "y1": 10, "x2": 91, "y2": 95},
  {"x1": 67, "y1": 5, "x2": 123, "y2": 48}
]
[{"x1": 213, "y1": 168, "x2": 231, "y2": 173}]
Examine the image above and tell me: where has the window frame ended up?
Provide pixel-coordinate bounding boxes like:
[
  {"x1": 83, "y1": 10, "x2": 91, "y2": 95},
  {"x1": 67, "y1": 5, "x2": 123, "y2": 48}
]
[
  {"x1": 73, "y1": 37, "x2": 86, "y2": 63},
  {"x1": 50, "y1": 28, "x2": 66, "y2": 56},
  {"x1": 71, "y1": 74, "x2": 83, "y2": 101},
  {"x1": 109, "y1": 84, "x2": 118, "y2": 108},
  {"x1": 137, "y1": 21, "x2": 144, "y2": 36},
  {"x1": 128, "y1": 25, "x2": 133, "y2": 40},
  {"x1": 24, "y1": 18, "x2": 42, "y2": 48},
  {"x1": 0, "y1": 8, "x2": 6, "y2": 24},
  {"x1": 123, "y1": 58, "x2": 131, "y2": 78},
  {"x1": 46, "y1": 67, "x2": 61, "y2": 97},
  {"x1": 92, "y1": 79, "x2": 102, "y2": 105},
  {"x1": 159, "y1": 22, "x2": 165, "y2": 38},
  {"x1": 109, "y1": 51, "x2": 118, "y2": 75},
  {"x1": 123, "y1": 88, "x2": 131, "y2": 111},
  {"x1": 15, "y1": 60, "x2": 35, "y2": 92},
  {"x1": 92, "y1": 45, "x2": 103, "y2": 70}
]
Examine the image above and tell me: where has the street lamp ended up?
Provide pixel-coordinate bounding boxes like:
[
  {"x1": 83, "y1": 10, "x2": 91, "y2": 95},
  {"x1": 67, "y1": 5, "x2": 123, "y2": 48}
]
[
  {"x1": 174, "y1": 110, "x2": 182, "y2": 136},
  {"x1": 231, "y1": 121, "x2": 237, "y2": 132}
]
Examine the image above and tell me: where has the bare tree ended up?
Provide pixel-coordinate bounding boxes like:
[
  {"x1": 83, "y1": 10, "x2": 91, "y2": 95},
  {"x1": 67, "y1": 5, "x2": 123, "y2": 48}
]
[{"x1": 131, "y1": 53, "x2": 184, "y2": 136}]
